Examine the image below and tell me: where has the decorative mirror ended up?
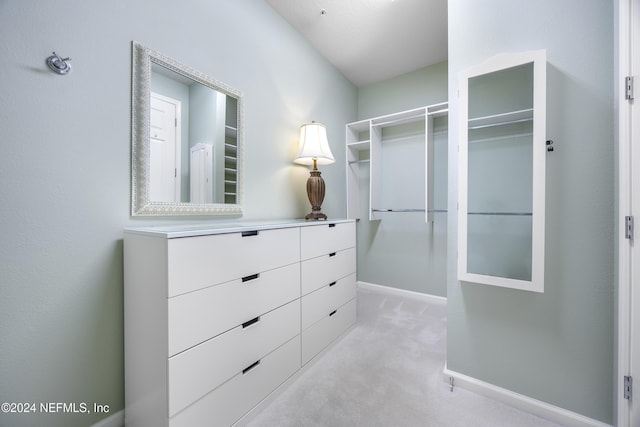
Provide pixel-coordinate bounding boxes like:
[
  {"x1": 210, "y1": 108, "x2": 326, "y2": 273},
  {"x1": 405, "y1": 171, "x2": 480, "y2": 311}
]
[
  {"x1": 131, "y1": 42, "x2": 243, "y2": 216},
  {"x1": 457, "y1": 50, "x2": 546, "y2": 292}
]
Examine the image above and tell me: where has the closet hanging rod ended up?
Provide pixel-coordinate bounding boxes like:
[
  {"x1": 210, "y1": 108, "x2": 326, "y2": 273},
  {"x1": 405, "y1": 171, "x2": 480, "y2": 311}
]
[
  {"x1": 469, "y1": 132, "x2": 532, "y2": 144},
  {"x1": 373, "y1": 208, "x2": 425, "y2": 213},
  {"x1": 467, "y1": 211, "x2": 532, "y2": 216},
  {"x1": 372, "y1": 208, "x2": 448, "y2": 213}
]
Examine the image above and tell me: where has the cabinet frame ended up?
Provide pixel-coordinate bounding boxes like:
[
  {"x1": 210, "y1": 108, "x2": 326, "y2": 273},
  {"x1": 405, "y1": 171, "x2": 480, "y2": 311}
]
[
  {"x1": 123, "y1": 220, "x2": 356, "y2": 426},
  {"x1": 457, "y1": 50, "x2": 546, "y2": 292}
]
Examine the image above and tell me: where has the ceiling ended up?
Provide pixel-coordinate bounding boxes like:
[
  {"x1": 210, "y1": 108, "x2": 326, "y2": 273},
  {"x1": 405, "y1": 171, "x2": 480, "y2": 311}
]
[{"x1": 264, "y1": 0, "x2": 448, "y2": 87}]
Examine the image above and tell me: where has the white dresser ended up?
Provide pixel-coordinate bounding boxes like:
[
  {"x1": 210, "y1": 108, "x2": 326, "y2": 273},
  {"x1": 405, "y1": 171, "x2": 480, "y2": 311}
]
[{"x1": 124, "y1": 220, "x2": 356, "y2": 427}]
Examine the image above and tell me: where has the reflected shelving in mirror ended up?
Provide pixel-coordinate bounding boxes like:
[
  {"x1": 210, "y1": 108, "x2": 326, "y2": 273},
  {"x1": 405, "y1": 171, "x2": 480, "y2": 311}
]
[
  {"x1": 468, "y1": 108, "x2": 533, "y2": 129},
  {"x1": 467, "y1": 211, "x2": 532, "y2": 216}
]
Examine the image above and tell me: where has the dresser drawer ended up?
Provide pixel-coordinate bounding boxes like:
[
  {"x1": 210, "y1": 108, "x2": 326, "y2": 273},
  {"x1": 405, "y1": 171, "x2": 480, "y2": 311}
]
[
  {"x1": 300, "y1": 222, "x2": 355, "y2": 261},
  {"x1": 301, "y1": 247, "x2": 356, "y2": 295},
  {"x1": 170, "y1": 336, "x2": 301, "y2": 427},
  {"x1": 302, "y1": 273, "x2": 356, "y2": 330},
  {"x1": 167, "y1": 227, "x2": 300, "y2": 297},
  {"x1": 301, "y1": 298, "x2": 356, "y2": 365},
  {"x1": 168, "y1": 300, "x2": 300, "y2": 417},
  {"x1": 168, "y1": 262, "x2": 300, "y2": 356}
]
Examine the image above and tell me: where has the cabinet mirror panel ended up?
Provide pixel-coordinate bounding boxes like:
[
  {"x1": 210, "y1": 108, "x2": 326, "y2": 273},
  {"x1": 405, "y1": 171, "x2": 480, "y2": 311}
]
[
  {"x1": 131, "y1": 42, "x2": 243, "y2": 216},
  {"x1": 467, "y1": 62, "x2": 534, "y2": 282},
  {"x1": 458, "y1": 51, "x2": 546, "y2": 292}
]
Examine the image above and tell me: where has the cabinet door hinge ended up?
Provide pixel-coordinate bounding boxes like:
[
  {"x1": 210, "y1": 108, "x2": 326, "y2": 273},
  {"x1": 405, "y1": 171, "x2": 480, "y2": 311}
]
[
  {"x1": 625, "y1": 216, "x2": 634, "y2": 240},
  {"x1": 626, "y1": 76, "x2": 634, "y2": 101},
  {"x1": 625, "y1": 375, "x2": 633, "y2": 400}
]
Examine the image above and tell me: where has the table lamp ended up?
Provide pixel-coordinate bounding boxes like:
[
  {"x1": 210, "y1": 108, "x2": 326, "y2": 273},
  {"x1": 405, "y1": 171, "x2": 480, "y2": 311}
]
[{"x1": 294, "y1": 122, "x2": 335, "y2": 220}]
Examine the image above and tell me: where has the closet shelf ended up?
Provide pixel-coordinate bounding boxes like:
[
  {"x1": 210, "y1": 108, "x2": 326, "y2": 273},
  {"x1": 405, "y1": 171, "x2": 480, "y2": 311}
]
[
  {"x1": 347, "y1": 140, "x2": 370, "y2": 150},
  {"x1": 373, "y1": 113, "x2": 425, "y2": 128},
  {"x1": 371, "y1": 105, "x2": 449, "y2": 128},
  {"x1": 370, "y1": 107, "x2": 428, "y2": 127},
  {"x1": 348, "y1": 159, "x2": 370, "y2": 165}
]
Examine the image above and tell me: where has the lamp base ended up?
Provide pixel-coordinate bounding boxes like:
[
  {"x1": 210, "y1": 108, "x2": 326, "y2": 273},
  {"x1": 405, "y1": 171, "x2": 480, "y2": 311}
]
[
  {"x1": 305, "y1": 211, "x2": 327, "y2": 220},
  {"x1": 305, "y1": 169, "x2": 328, "y2": 221}
]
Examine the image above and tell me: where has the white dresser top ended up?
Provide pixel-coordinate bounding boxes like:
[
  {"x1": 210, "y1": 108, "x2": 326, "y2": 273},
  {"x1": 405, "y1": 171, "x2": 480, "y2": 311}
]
[{"x1": 124, "y1": 218, "x2": 354, "y2": 238}]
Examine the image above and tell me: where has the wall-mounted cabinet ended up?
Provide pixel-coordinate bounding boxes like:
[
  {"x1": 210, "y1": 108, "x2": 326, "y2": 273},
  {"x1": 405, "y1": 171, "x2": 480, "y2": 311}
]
[
  {"x1": 346, "y1": 103, "x2": 448, "y2": 222},
  {"x1": 457, "y1": 50, "x2": 546, "y2": 292}
]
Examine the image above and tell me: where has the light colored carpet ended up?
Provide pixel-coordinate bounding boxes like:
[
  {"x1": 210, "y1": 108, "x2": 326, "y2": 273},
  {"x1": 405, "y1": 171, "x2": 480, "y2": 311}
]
[{"x1": 246, "y1": 286, "x2": 563, "y2": 427}]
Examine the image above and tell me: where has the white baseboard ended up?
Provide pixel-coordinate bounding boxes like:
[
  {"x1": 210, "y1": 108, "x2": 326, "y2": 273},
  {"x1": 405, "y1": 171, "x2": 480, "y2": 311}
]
[
  {"x1": 91, "y1": 409, "x2": 124, "y2": 427},
  {"x1": 443, "y1": 363, "x2": 611, "y2": 427},
  {"x1": 357, "y1": 281, "x2": 447, "y2": 305}
]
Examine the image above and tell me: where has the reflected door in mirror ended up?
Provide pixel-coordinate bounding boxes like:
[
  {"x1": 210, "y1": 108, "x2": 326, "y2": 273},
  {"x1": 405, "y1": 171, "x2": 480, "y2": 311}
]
[{"x1": 150, "y1": 92, "x2": 181, "y2": 202}]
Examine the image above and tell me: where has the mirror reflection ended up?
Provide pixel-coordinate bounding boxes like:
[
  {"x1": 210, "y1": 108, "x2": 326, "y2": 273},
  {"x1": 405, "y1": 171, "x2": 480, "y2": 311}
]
[
  {"x1": 131, "y1": 42, "x2": 243, "y2": 216},
  {"x1": 150, "y1": 64, "x2": 238, "y2": 204},
  {"x1": 466, "y1": 62, "x2": 534, "y2": 281}
]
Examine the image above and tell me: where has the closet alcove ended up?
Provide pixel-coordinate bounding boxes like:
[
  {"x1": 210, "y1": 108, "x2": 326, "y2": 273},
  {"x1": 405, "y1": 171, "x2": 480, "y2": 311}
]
[{"x1": 346, "y1": 104, "x2": 449, "y2": 296}]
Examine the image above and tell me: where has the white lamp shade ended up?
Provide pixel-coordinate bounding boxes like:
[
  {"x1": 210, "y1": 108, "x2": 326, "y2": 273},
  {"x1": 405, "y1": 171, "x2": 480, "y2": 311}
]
[{"x1": 294, "y1": 122, "x2": 335, "y2": 166}]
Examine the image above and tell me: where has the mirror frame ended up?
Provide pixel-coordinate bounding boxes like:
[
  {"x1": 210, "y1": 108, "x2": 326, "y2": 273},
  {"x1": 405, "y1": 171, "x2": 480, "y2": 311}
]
[
  {"x1": 131, "y1": 41, "x2": 243, "y2": 216},
  {"x1": 457, "y1": 50, "x2": 546, "y2": 293}
]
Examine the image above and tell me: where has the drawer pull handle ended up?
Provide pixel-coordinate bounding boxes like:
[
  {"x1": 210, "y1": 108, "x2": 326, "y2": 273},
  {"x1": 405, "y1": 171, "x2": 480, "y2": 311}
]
[
  {"x1": 329, "y1": 281, "x2": 337, "y2": 287},
  {"x1": 242, "y1": 316, "x2": 260, "y2": 328},
  {"x1": 241, "y1": 230, "x2": 259, "y2": 237},
  {"x1": 242, "y1": 273, "x2": 260, "y2": 282},
  {"x1": 242, "y1": 360, "x2": 260, "y2": 375},
  {"x1": 329, "y1": 309, "x2": 337, "y2": 317},
  {"x1": 328, "y1": 223, "x2": 336, "y2": 228},
  {"x1": 329, "y1": 252, "x2": 337, "y2": 257}
]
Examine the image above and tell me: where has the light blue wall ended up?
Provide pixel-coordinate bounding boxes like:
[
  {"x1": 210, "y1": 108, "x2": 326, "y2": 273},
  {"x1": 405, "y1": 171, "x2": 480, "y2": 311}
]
[
  {"x1": 447, "y1": 0, "x2": 614, "y2": 423},
  {"x1": 0, "y1": 1, "x2": 356, "y2": 426},
  {"x1": 355, "y1": 62, "x2": 449, "y2": 296},
  {"x1": 358, "y1": 61, "x2": 448, "y2": 120}
]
